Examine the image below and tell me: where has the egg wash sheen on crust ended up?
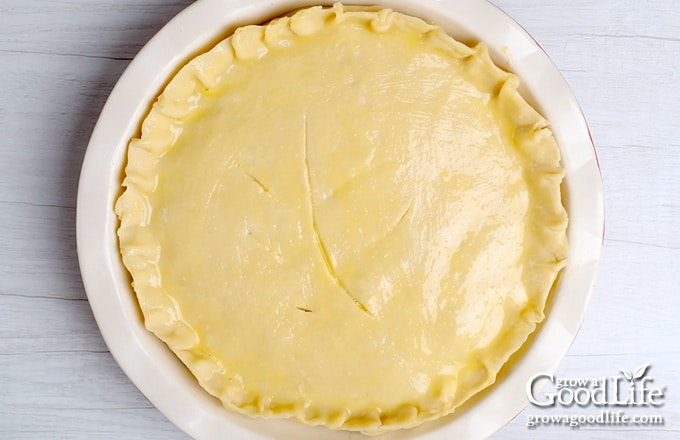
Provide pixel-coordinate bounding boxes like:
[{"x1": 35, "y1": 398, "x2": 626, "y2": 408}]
[{"x1": 115, "y1": 3, "x2": 568, "y2": 434}]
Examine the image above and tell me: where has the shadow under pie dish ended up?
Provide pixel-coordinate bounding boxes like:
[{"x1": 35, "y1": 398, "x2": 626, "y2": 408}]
[{"x1": 114, "y1": 3, "x2": 567, "y2": 434}]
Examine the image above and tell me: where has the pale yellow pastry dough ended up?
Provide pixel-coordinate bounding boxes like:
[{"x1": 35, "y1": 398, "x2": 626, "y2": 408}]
[{"x1": 115, "y1": 3, "x2": 568, "y2": 434}]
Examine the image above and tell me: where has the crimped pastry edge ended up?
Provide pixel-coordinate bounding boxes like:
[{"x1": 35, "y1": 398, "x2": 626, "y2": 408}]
[{"x1": 115, "y1": 3, "x2": 568, "y2": 434}]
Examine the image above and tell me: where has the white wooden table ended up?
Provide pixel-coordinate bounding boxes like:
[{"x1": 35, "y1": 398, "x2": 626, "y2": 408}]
[{"x1": 1, "y1": 1, "x2": 678, "y2": 438}]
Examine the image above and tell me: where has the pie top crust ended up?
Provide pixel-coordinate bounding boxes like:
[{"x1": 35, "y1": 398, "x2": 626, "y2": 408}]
[{"x1": 115, "y1": 3, "x2": 568, "y2": 434}]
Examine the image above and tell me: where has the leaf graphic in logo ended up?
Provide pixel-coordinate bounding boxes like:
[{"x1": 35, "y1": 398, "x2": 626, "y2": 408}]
[
  {"x1": 621, "y1": 369, "x2": 633, "y2": 381},
  {"x1": 633, "y1": 364, "x2": 650, "y2": 380}
]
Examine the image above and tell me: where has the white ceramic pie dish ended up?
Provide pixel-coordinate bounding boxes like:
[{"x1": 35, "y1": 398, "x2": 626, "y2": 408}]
[{"x1": 76, "y1": 0, "x2": 604, "y2": 438}]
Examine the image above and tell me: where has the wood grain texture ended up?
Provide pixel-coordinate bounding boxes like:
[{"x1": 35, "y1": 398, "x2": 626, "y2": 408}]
[{"x1": 1, "y1": 0, "x2": 678, "y2": 439}]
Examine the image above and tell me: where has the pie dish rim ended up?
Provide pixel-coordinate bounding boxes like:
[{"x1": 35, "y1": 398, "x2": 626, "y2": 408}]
[{"x1": 76, "y1": 0, "x2": 604, "y2": 439}]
